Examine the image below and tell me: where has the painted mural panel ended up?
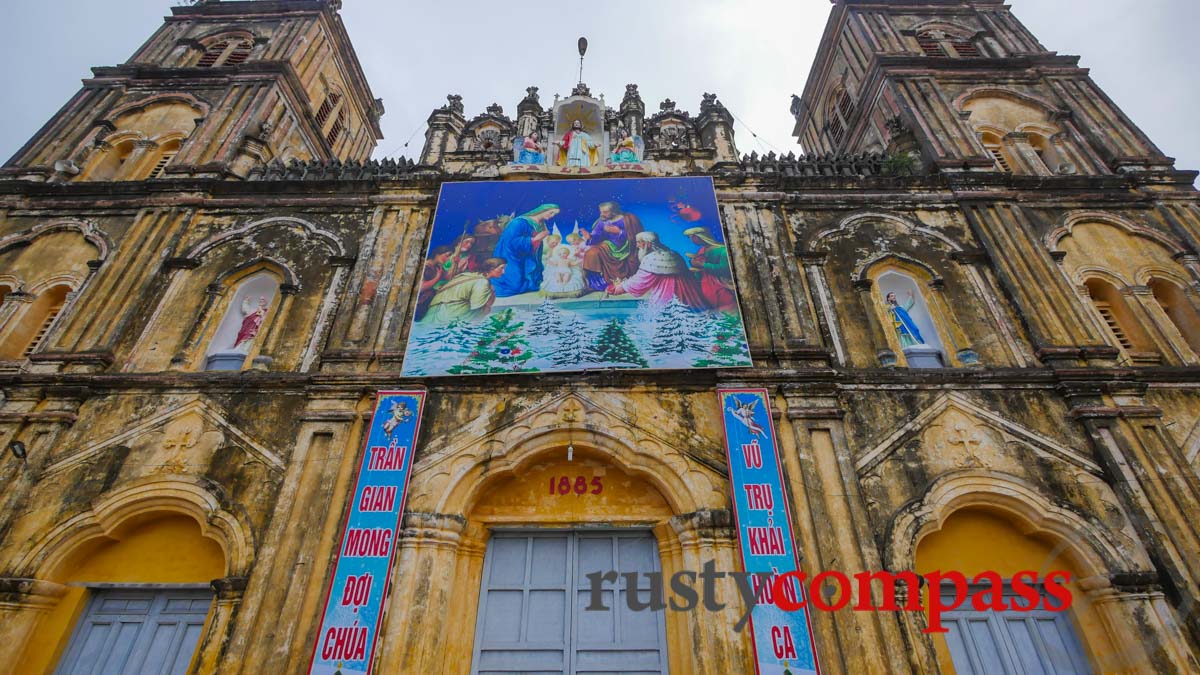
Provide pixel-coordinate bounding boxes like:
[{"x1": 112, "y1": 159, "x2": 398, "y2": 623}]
[{"x1": 401, "y1": 176, "x2": 752, "y2": 376}]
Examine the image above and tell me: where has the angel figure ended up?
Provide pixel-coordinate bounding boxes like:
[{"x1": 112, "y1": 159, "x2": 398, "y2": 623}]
[
  {"x1": 727, "y1": 397, "x2": 765, "y2": 436},
  {"x1": 381, "y1": 400, "x2": 414, "y2": 438}
]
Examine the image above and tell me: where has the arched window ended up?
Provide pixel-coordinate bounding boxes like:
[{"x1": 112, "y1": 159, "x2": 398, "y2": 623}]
[
  {"x1": 204, "y1": 272, "x2": 280, "y2": 371},
  {"x1": 148, "y1": 139, "x2": 181, "y2": 179},
  {"x1": 877, "y1": 270, "x2": 946, "y2": 368},
  {"x1": 916, "y1": 30, "x2": 982, "y2": 58},
  {"x1": 949, "y1": 36, "x2": 981, "y2": 57},
  {"x1": 316, "y1": 90, "x2": 347, "y2": 147},
  {"x1": 88, "y1": 139, "x2": 136, "y2": 181},
  {"x1": 1085, "y1": 278, "x2": 1153, "y2": 358},
  {"x1": 916, "y1": 32, "x2": 947, "y2": 57},
  {"x1": 0, "y1": 283, "x2": 71, "y2": 359},
  {"x1": 825, "y1": 87, "x2": 855, "y2": 146},
  {"x1": 196, "y1": 37, "x2": 253, "y2": 68},
  {"x1": 1149, "y1": 278, "x2": 1200, "y2": 355},
  {"x1": 979, "y1": 131, "x2": 1011, "y2": 173}
]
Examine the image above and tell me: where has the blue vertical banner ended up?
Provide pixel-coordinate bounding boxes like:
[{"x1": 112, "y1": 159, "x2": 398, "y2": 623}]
[
  {"x1": 718, "y1": 388, "x2": 821, "y2": 675},
  {"x1": 309, "y1": 390, "x2": 426, "y2": 675}
]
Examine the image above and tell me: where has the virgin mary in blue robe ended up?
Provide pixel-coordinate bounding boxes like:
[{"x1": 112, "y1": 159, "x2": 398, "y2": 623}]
[{"x1": 491, "y1": 203, "x2": 559, "y2": 297}]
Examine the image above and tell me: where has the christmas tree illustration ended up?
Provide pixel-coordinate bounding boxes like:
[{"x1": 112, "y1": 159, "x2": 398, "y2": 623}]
[
  {"x1": 403, "y1": 320, "x2": 488, "y2": 375},
  {"x1": 551, "y1": 313, "x2": 600, "y2": 368},
  {"x1": 693, "y1": 312, "x2": 751, "y2": 367},
  {"x1": 591, "y1": 318, "x2": 649, "y2": 368},
  {"x1": 647, "y1": 299, "x2": 710, "y2": 357},
  {"x1": 448, "y1": 309, "x2": 535, "y2": 374},
  {"x1": 528, "y1": 300, "x2": 565, "y2": 337}
]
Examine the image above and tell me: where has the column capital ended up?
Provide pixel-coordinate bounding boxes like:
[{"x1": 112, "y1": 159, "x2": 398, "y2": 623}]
[
  {"x1": 210, "y1": 576, "x2": 248, "y2": 601},
  {"x1": 0, "y1": 577, "x2": 67, "y2": 609}
]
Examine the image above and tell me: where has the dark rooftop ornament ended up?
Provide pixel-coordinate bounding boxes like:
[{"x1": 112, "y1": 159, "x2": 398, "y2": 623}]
[{"x1": 577, "y1": 37, "x2": 588, "y2": 85}]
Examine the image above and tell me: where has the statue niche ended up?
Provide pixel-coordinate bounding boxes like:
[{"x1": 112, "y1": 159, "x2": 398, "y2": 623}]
[{"x1": 552, "y1": 92, "x2": 605, "y2": 170}]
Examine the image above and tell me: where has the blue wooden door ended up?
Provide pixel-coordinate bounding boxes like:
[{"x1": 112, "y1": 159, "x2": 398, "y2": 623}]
[
  {"x1": 940, "y1": 583, "x2": 1093, "y2": 674},
  {"x1": 55, "y1": 588, "x2": 212, "y2": 675},
  {"x1": 472, "y1": 530, "x2": 669, "y2": 675}
]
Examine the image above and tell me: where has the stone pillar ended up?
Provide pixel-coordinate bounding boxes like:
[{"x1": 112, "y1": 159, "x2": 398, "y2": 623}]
[
  {"x1": 192, "y1": 576, "x2": 248, "y2": 673},
  {"x1": 375, "y1": 512, "x2": 469, "y2": 673},
  {"x1": 619, "y1": 84, "x2": 646, "y2": 138},
  {"x1": 778, "y1": 387, "x2": 917, "y2": 674},
  {"x1": 220, "y1": 395, "x2": 364, "y2": 674},
  {"x1": 1078, "y1": 573, "x2": 1199, "y2": 672},
  {"x1": 801, "y1": 252, "x2": 846, "y2": 366},
  {"x1": 1003, "y1": 131, "x2": 1051, "y2": 175},
  {"x1": 853, "y1": 278, "x2": 897, "y2": 367},
  {"x1": 172, "y1": 282, "x2": 224, "y2": 370},
  {"x1": 667, "y1": 509, "x2": 751, "y2": 675},
  {"x1": 419, "y1": 95, "x2": 466, "y2": 167},
  {"x1": 0, "y1": 578, "x2": 67, "y2": 671},
  {"x1": 696, "y1": 93, "x2": 738, "y2": 165},
  {"x1": 250, "y1": 283, "x2": 298, "y2": 371},
  {"x1": 1063, "y1": 383, "x2": 1200, "y2": 646},
  {"x1": 1125, "y1": 284, "x2": 1196, "y2": 364},
  {"x1": 925, "y1": 278, "x2": 981, "y2": 366}
]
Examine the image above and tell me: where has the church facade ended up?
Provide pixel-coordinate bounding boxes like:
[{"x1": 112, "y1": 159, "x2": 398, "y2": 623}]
[{"x1": 1, "y1": 0, "x2": 1200, "y2": 673}]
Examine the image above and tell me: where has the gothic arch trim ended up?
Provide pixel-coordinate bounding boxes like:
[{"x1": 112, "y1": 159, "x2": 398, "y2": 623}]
[
  {"x1": 1046, "y1": 211, "x2": 1187, "y2": 254},
  {"x1": 813, "y1": 211, "x2": 963, "y2": 252},
  {"x1": 909, "y1": 20, "x2": 979, "y2": 40},
  {"x1": 104, "y1": 93, "x2": 210, "y2": 122},
  {"x1": 0, "y1": 219, "x2": 111, "y2": 260},
  {"x1": 25, "y1": 275, "x2": 81, "y2": 295},
  {"x1": 1136, "y1": 266, "x2": 1193, "y2": 288},
  {"x1": 213, "y1": 257, "x2": 299, "y2": 288},
  {"x1": 1075, "y1": 266, "x2": 1133, "y2": 289},
  {"x1": 954, "y1": 87, "x2": 1065, "y2": 118},
  {"x1": 435, "y1": 426, "x2": 702, "y2": 518},
  {"x1": 195, "y1": 28, "x2": 257, "y2": 46},
  {"x1": 856, "y1": 253, "x2": 943, "y2": 285},
  {"x1": 17, "y1": 476, "x2": 254, "y2": 579},
  {"x1": 886, "y1": 470, "x2": 1140, "y2": 578},
  {"x1": 184, "y1": 215, "x2": 347, "y2": 259}
]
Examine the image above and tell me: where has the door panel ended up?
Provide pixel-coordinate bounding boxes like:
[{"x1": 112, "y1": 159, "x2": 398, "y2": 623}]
[
  {"x1": 56, "y1": 588, "x2": 212, "y2": 675},
  {"x1": 473, "y1": 530, "x2": 668, "y2": 675},
  {"x1": 941, "y1": 584, "x2": 1092, "y2": 675}
]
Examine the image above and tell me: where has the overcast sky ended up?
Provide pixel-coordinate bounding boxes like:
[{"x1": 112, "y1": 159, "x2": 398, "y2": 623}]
[{"x1": 1, "y1": 0, "x2": 1197, "y2": 174}]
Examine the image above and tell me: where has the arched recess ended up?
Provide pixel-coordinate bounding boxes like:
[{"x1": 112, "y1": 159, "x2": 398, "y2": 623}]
[
  {"x1": 0, "y1": 221, "x2": 107, "y2": 360},
  {"x1": 76, "y1": 96, "x2": 206, "y2": 181},
  {"x1": 1050, "y1": 214, "x2": 1196, "y2": 363},
  {"x1": 955, "y1": 88, "x2": 1094, "y2": 175},
  {"x1": 814, "y1": 211, "x2": 964, "y2": 254},
  {"x1": 374, "y1": 407, "x2": 748, "y2": 675},
  {"x1": 125, "y1": 216, "x2": 347, "y2": 372},
  {"x1": 889, "y1": 470, "x2": 1193, "y2": 674},
  {"x1": 199, "y1": 261, "x2": 288, "y2": 371},
  {"x1": 864, "y1": 259, "x2": 962, "y2": 367},
  {"x1": 7, "y1": 477, "x2": 254, "y2": 675},
  {"x1": 183, "y1": 215, "x2": 346, "y2": 259}
]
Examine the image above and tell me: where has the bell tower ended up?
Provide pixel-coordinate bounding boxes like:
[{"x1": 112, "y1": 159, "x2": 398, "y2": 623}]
[
  {"x1": 1, "y1": 0, "x2": 383, "y2": 182},
  {"x1": 792, "y1": 0, "x2": 1175, "y2": 176}
]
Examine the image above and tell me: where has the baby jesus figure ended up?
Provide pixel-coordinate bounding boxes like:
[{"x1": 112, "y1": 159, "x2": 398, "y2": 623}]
[{"x1": 540, "y1": 244, "x2": 585, "y2": 299}]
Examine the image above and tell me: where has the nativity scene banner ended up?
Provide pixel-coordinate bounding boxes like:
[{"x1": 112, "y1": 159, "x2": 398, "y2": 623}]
[{"x1": 401, "y1": 176, "x2": 753, "y2": 376}]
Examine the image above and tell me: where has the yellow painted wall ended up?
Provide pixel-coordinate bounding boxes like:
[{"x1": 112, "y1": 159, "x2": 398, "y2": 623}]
[
  {"x1": 915, "y1": 508, "x2": 1108, "y2": 674},
  {"x1": 21, "y1": 515, "x2": 225, "y2": 675}
]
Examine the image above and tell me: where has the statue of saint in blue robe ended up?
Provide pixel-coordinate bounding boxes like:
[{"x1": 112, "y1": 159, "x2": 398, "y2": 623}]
[
  {"x1": 491, "y1": 205, "x2": 557, "y2": 297},
  {"x1": 886, "y1": 292, "x2": 925, "y2": 347}
]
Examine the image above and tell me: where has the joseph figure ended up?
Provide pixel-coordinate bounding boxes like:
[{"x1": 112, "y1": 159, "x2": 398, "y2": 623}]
[{"x1": 582, "y1": 201, "x2": 643, "y2": 291}]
